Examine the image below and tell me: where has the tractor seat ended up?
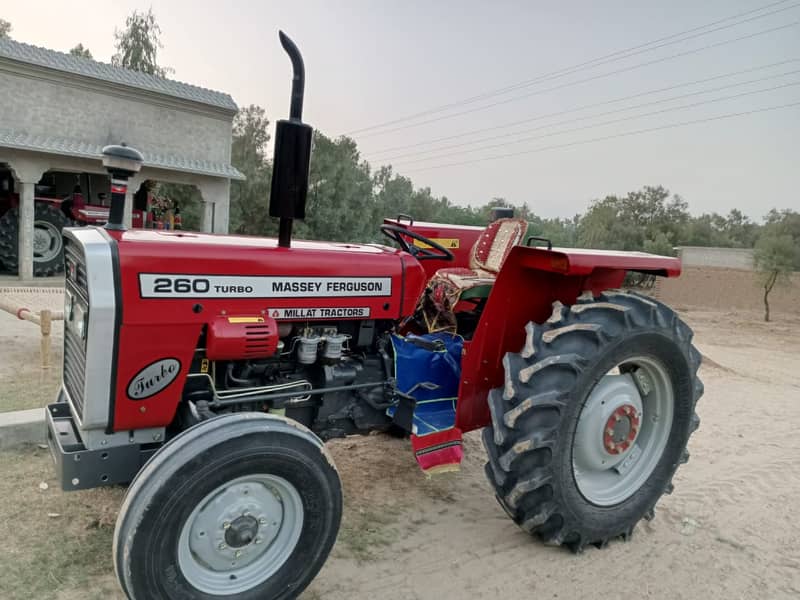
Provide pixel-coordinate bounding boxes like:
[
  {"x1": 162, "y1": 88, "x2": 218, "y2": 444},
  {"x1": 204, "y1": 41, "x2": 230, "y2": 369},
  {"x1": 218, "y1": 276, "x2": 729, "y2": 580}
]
[{"x1": 422, "y1": 218, "x2": 527, "y2": 331}]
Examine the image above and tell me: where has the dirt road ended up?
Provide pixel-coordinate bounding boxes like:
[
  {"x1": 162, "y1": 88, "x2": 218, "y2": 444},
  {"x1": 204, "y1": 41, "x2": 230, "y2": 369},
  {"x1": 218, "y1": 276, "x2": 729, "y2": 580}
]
[
  {"x1": 309, "y1": 308, "x2": 800, "y2": 599},
  {"x1": 1, "y1": 307, "x2": 798, "y2": 599}
]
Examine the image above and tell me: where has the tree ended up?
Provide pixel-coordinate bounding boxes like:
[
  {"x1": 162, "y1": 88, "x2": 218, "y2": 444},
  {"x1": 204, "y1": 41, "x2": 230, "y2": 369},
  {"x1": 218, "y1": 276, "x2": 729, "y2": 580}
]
[
  {"x1": 0, "y1": 18, "x2": 11, "y2": 38},
  {"x1": 69, "y1": 44, "x2": 93, "y2": 59},
  {"x1": 228, "y1": 105, "x2": 273, "y2": 235},
  {"x1": 299, "y1": 133, "x2": 374, "y2": 242},
  {"x1": 577, "y1": 186, "x2": 688, "y2": 254},
  {"x1": 754, "y1": 232, "x2": 796, "y2": 321},
  {"x1": 111, "y1": 9, "x2": 171, "y2": 77}
]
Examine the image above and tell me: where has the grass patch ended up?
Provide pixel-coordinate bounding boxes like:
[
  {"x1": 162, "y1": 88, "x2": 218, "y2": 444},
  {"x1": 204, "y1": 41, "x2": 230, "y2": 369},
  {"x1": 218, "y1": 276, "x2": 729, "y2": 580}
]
[
  {"x1": 0, "y1": 365, "x2": 62, "y2": 412},
  {"x1": 0, "y1": 446, "x2": 125, "y2": 599}
]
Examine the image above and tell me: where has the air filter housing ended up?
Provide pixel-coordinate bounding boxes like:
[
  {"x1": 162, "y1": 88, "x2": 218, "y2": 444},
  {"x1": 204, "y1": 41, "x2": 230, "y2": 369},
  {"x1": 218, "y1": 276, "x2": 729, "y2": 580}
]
[{"x1": 206, "y1": 316, "x2": 280, "y2": 360}]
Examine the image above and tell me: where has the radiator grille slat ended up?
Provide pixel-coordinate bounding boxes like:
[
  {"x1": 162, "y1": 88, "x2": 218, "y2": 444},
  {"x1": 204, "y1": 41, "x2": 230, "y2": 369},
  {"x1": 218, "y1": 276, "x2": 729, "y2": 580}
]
[
  {"x1": 63, "y1": 235, "x2": 87, "y2": 421},
  {"x1": 63, "y1": 328, "x2": 86, "y2": 419}
]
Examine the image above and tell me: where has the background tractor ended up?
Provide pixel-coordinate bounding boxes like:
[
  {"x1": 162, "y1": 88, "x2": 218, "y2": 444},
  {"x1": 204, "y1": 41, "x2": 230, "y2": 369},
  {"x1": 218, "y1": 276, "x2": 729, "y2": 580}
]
[
  {"x1": 46, "y1": 32, "x2": 702, "y2": 599},
  {"x1": 0, "y1": 168, "x2": 152, "y2": 276}
]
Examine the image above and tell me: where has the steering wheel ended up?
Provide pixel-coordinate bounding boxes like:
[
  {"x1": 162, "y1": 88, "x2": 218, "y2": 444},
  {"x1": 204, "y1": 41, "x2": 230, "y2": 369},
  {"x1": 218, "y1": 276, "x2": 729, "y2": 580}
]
[{"x1": 380, "y1": 224, "x2": 455, "y2": 262}]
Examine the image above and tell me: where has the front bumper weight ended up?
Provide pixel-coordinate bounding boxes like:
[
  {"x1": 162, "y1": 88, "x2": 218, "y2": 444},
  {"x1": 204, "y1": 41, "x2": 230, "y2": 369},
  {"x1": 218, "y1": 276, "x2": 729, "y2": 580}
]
[{"x1": 46, "y1": 401, "x2": 154, "y2": 491}]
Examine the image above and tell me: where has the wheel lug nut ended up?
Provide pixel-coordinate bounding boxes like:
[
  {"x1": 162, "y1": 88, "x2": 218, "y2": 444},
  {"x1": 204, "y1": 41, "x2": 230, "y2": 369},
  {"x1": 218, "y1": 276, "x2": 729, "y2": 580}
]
[
  {"x1": 218, "y1": 543, "x2": 226, "y2": 550},
  {"x1": 223, "y1": 522, "x2": 231, "y2": 529}
]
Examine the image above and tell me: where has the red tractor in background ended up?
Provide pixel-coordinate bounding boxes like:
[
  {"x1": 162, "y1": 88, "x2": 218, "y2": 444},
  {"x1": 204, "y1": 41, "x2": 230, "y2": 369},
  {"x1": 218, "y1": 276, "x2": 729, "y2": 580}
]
[
  {"x1": 46, "y1": 33, "x2": 702, "y2": 600},
  {"x1": 0, "y1": 169, "x2": 149, "y2": 276}
]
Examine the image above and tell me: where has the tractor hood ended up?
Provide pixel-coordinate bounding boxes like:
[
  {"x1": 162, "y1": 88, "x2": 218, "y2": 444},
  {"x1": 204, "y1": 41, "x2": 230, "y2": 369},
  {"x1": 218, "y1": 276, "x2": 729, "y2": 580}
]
[{"x1": 94, "y1": 228, "x2": 428, "y2": 326}]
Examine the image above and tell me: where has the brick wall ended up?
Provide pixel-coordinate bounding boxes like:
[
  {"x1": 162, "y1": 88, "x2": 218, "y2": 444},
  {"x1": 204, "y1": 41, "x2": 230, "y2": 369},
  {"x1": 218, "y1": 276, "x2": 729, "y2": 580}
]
[{"x1": 655, "y1": 266, "x2": 800, "y2": 314}]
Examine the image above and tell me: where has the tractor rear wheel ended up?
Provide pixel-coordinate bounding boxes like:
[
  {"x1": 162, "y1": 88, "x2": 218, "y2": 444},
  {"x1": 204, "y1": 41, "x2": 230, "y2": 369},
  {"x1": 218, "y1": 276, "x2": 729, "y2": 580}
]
[
  {"x1": 483, "y1": 291, "x2": 702, "y2": 551},
  {"x1": 0, "y1": 203, "x2": 70, "y2": 276},
  {"x1": 113, "y1": 413, "x2": 342, "y2": 599}
]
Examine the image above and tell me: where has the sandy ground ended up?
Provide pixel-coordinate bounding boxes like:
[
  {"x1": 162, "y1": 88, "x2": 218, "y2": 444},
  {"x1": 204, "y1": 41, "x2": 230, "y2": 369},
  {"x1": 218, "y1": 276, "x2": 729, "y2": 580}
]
[{"x1": 1, "y1": 307, "x2": 799, "y2": 599}]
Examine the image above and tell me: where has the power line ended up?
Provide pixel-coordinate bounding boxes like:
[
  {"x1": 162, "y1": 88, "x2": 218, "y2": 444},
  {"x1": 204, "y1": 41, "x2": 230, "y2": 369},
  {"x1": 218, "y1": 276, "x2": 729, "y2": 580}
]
[
  {"x1": 377, "y1": 69, "x2": 800, "y2": 162},
  {"x1": 365, "y1": 59, "x2": 799, "y2": 156},
  {"x1": 345, "y1": 0, "x2": 799, "y2": 135},
  {"x1": 352, "y1": 20, "x2": 800, "y2": 139},
  {"x1": 392, "y1": 81, "x2": 800, "y2": 166},
  {"x1": 400, "y1": 101, "x2": 800, "y2": 173}
]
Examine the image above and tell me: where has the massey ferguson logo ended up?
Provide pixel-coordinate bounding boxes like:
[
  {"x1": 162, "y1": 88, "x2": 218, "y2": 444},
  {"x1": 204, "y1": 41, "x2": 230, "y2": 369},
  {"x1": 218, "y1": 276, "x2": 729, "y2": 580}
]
[{"x1": 127, "y1": 358, "x2": 181, "y2": 400}]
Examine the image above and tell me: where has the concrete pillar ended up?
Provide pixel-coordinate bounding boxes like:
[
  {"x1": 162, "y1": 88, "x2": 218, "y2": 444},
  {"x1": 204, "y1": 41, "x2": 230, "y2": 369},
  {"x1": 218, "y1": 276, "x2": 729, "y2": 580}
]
[
  {"x1": 10, "y1": 160, "x2": 46, "y2": 280},
  {"x1": 199, "y1": 178, "x2": 231, "y2": 234},
  {"x1": 17, "y1": 179, "x2": 35, "y2": 281}
]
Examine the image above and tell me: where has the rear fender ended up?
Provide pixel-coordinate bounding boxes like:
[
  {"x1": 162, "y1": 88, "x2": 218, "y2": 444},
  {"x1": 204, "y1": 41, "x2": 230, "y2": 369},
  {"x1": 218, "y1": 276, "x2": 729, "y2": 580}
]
[{"x1": 454, "y1": 245, "x2": 681, "y2": 432}]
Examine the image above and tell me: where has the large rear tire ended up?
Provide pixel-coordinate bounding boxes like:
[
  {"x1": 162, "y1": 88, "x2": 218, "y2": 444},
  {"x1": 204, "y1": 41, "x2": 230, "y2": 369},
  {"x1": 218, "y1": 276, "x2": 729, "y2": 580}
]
[
  {"x1": 0, "y1": 203, "x2": 70, "y2": 276},
  {"x1": 113, "y1": 413, "x2": 342, "y2": 599},
  {"x1": 483, "y1": 291, "x2": 702, "y2": 551}
]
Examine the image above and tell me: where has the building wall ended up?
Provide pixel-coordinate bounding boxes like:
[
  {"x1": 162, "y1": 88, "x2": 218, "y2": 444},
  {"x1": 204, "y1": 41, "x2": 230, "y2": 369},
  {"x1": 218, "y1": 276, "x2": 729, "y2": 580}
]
[
  {"x1": 655, "y1": 266, "x2": 800, "y2": 314},
  {"x1": 676, "y1": 246, "x2": 755, "y2": 270},
  {"x1": 0, "y1": 69, "x2": 233, "y2": 164}
]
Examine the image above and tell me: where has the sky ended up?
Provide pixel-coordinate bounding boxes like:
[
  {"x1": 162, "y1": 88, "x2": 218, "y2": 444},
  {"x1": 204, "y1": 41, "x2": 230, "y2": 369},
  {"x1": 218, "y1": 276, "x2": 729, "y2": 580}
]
[{"x1": 3, "y1": 0, "x2": 799, "y2": 220}]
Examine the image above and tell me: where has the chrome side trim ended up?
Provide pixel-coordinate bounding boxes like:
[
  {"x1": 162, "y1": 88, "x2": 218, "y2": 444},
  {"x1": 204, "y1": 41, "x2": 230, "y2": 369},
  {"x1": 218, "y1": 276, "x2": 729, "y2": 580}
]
[{"x1": 63, "y1": 227, "x2": 116, "y2": 431}]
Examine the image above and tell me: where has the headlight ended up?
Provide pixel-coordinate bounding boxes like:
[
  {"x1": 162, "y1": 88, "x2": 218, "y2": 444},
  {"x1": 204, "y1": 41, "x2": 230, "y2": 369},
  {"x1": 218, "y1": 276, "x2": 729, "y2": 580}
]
[
  {"x1": 69, "y1": 301, "x2": 88, "y2": 340},
  {"x1": 64, "y1": 291, "x2": 74, "y2": 321}
]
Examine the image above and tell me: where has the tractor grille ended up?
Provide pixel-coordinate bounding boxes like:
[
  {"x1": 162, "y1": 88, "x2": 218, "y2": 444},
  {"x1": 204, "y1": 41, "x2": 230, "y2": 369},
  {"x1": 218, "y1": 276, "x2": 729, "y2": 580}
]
[
  {"x1": 63, "y1": 235, "x2": 87, "y2": 421},
  {"x1": 63, "y1": 327, "x2": 86, "y2": 419}
]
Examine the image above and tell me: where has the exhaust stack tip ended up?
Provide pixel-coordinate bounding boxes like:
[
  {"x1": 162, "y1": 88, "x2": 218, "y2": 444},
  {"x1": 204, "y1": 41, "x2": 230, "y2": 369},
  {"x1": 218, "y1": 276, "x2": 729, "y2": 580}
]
[
  {"x1": 270, "y1": 31, "x2": 313, "y2": 249},
  {"x1": 277, "y1": 31, "x2": 306, "y2": 122}
]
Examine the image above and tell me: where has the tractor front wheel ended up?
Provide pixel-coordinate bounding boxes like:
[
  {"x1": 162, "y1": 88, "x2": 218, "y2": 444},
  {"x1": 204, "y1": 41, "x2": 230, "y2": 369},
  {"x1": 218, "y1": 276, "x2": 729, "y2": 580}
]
[
  {"x1": 483, "y1": 291, "x2": 703, "y2": 551},
  {"x1": 113, "y1": 413, "x2": 342, "y2": 599}
]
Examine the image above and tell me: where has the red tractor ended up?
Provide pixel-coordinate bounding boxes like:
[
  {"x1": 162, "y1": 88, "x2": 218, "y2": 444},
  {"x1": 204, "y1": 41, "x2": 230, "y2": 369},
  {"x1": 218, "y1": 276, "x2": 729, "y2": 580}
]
[
  {"x1": 0, "y1": 169, "x2": 147, "y2": 276},
  {"x1": 47, "y1": 33, "x2": 702, "y2": 600}
]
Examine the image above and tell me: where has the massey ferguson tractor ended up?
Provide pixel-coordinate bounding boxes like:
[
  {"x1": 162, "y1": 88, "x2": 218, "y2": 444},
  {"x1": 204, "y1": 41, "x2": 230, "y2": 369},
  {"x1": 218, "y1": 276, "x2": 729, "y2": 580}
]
[{"x1": 46, "y1": 32, "x2": 702, "y2": 599}]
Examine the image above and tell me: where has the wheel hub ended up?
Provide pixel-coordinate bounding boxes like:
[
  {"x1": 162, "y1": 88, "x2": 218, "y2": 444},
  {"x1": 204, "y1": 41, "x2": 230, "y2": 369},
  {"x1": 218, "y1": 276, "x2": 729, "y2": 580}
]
[
  {"x1": 573, "y1": 375, "x2": 644, "y2": 472},
  {"x1": 32, "y1": 221, "x2": 63, "y2": 262},
  {"x1": 572, "y1": 358, "x2": 675, "y2": 506},
  {"x1": 177, "y1": 474, "x2": 304, "y2": 595},
  {"x1": 602, "y1": 404, "x2": 640, "y2": 455},
  {"x1": 225, "y1": 515, "x2": 260, "y2": 548}
]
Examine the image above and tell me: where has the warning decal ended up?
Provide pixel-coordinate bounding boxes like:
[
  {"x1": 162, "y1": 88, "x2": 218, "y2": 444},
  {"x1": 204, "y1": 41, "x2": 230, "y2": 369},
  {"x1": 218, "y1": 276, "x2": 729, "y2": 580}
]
[
  {"x1": 412, "y1": 238, "x2": 460, "y2": 249},
  {"x1": 139, "y1": 275, "x2": 392, "y2": 298},
  {"x1": 269, "y1": 307, "x2": 371, "y2": 320}
]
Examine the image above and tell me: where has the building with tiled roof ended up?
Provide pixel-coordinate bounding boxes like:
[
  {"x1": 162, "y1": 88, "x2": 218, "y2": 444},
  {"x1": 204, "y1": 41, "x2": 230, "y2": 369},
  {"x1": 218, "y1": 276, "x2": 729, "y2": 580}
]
[{"x1": 0, "y1": 36, "x2": 243, "y2": 279}]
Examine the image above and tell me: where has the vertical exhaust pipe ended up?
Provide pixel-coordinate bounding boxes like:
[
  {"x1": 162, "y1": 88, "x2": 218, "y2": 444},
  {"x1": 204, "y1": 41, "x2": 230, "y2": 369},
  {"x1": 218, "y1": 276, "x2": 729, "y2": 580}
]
[{"x1": 269, "y1": 31, "x2": 313, "y2": 248}]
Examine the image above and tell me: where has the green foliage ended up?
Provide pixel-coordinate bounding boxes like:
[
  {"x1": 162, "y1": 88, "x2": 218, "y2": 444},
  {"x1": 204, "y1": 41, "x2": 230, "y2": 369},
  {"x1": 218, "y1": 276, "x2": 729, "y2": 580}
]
[
  {"x1": 297, "y1": 133, "x2": 374, "y2": 242},
  {"x1": 111, "y1": 9, "x2": 171, "y2": 77},
  {"x1": 229, "y1": 105, "x2": 274, "y2": 235},
  {"x1": 754, "y1": 231, "x2": 797, "y2": 322},
  {"x1": 156, "y1": 183, "x2": 203, "y2": 230},
  {"x1": 755, "y1": 233, "x2": 797, "y2": 276},
  {"x1": 682, "y1": 209, "x2": 758, "y2": 248},
  {"x1": 577, "y1": 186, "x2": 687, "y2": 255},
  {"x1": 0, "y1": 18, "x2": 11, "y2": 38},
  {"x1": 69, "y1": 43, "x2": 93, "y2": 59}
]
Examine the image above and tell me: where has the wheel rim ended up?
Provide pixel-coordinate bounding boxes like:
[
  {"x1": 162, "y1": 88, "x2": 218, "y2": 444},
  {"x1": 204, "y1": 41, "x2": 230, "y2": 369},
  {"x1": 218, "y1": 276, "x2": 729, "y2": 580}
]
[
  {"x1": 33, "y1": 220, "x2": 63, "y2": 263},
  {"x1": 177, "y1": 474, "x2": 304, "y2": 595},
  {"x1": 572, "y1": 356, "x2": 674, "y2": 506}
]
